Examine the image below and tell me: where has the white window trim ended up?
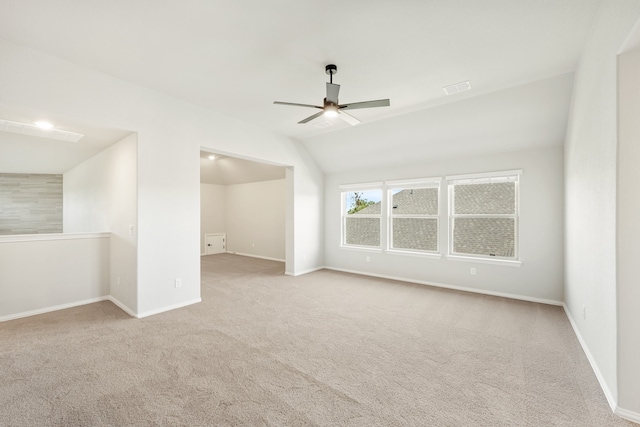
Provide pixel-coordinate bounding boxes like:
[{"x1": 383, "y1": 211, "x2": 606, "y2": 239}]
[
  {"x1": 386, "y1": 249, "x2": 443, "y2": 259},
  {"x1": 339, "y1": 181, "x2": 383, "y2": 191},
  {"x1": 447, "y1": 170, "x2": 522, "y2": 264},
  {"x1": 446, "y1": 254, "x2": 522, "y2": 267},
  {"x1": 386, "y1": 177, "x2": 442, "y2": 188},
  {"x1": 340, "y1": 178, "x2": 442, "y2": 253},
  {"x1": 446, "y1": 170, "x2": 522, "y2": 182}
]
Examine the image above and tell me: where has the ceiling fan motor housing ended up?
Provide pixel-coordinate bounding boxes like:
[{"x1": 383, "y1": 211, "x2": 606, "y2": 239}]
[{"x1": 325, "y1": 64, "x2": 337, "y2": 75}]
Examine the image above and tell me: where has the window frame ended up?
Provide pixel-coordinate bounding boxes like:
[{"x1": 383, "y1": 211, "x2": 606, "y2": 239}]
[
  {"x1": 386, "y1": 178, "x2": 441, "y2": 255},
  {"x1": 446, "y1": 170, "x2": 522, "y2": 265},
  {"x1": 339, "y1": 182, "x2": 384, "y2": 250}
]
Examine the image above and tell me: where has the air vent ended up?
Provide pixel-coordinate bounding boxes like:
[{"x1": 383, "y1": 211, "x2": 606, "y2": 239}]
[
  {"x1": 0, "y1": 119, "x2": 84, "y2": 142},
  {"x1": 443, "y1": 80, "x2": 471, "y2": 96},
  {"x1": 311, "y1": 121, "x2": 334, "y2": 129}
]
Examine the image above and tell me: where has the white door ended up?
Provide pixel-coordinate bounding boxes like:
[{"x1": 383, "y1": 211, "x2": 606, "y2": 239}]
[{"x1": 205, "y1": 233, "x2": 225, "y2": 255}]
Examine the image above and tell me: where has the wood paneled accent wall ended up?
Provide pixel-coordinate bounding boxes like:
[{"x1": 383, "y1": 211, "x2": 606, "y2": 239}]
[{"x1": 0, "y1": 173, "x2": 63, "y2": 235}]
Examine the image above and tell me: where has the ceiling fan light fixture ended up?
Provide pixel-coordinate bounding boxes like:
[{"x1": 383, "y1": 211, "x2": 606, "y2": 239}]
[
  {"x1": 273, "y1": 64, "x2": 389, "y2": 125},
  {"x1": 323, "y1": 104, "x2": 338, "y2": 118}
]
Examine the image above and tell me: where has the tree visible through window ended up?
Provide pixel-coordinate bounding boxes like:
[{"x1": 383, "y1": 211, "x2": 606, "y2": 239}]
[
  {"x1": 347, "y1": 192, "x2": 377, "y2": 214},
  {"x1": 342, "y1": 189, "x2": 382, "y2": 247}
]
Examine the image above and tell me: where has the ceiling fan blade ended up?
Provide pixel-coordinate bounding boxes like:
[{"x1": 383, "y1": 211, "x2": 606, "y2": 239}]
[
  {"x1": 274, "y1": 101, "x2": 322, "y2": 109},
  {"x1": 298, "y1": 111, "x2": 325, "y2": 124},
  {"x1": 339, "y1": 99, "x2": 390, "y2": 110},
  {"x1": 338, "y1": 111, "x2": 361, "y2": 126},
  {"x1": 326, "y1": 83, "x2": 340, "y2": 104}
]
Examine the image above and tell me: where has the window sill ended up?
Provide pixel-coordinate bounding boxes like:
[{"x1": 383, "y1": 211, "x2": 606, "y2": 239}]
[
  {"x1": 339, "y1": 245, "x2": 383, "y2": 253},
  {"x1": 386, "y1": 249, "x2": 442, "y2": 259},
  {"x1": 446, "y1": 255, "x2": 522, "y2": 267}
]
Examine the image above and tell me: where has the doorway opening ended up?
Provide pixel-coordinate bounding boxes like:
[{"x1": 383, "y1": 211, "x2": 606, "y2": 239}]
[{"x1": 199, "y1": 149, "x2": 291, "y2": 272}]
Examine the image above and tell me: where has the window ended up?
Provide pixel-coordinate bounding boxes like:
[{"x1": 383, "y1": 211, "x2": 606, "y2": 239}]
[
  {"x1": 341, "y1": 185, "x2": 383, "y2": 248},
  {"x1": 388, "y1": 179, "x2": 440, "y2": 253},
  {"x1": 447, "y1": 171, "x2": 521, "y2": 260}
]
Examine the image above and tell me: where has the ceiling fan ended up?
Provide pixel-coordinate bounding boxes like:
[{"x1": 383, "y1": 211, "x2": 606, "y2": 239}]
[{"x1": 273, "y1": 64, "x2": 390, "y2": 126}]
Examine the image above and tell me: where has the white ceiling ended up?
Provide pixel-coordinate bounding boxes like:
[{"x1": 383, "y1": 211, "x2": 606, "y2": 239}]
[
  {"x1": 0, "y1": 0, "x2": 602, "y2": 173},
  {"x1": 305, "y1": 73, "x2": 574, "y2": 173},
  {"x1": 0, "y1": 102, "x2": 132, "y2": 174},
  {"x1": 200, "y1": 152, "x2": 286, "y2": 185}
]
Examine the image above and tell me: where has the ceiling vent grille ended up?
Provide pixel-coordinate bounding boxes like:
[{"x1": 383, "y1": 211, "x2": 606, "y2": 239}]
[
  {"x1": 0, "y1": 119, "x2": 84, "y2": 142},
  {"x1": 443, "y1": 80, "x2": 471, "y2": 96},
  {"x1": 311, "y1": 121, "x2": 334, "y2": 129}
]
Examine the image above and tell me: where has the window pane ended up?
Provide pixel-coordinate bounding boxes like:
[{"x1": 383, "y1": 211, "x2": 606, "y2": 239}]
[
  {"x1": 391, "y1": 188, "x2": 438, "y2": 215},
  {"x1": 391, "y1": 218, "x2": 437, "y2": 251},
  {"x1": 345, "y1": 217, "x2": 380, "y2": 246},
  {"x1": 345, "y1": 190, "x2": 382, "y2": 215},
  {"x1": 453, "y1": 218, "x2": 515, "y2": 257},
  {"x1": 454, "y1": 182, "x2": 515, "y2": 214}
]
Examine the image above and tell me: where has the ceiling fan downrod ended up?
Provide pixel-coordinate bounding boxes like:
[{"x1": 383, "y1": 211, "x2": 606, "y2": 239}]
[{"x1": 325, "y1": 64, "x2": 337, "y2": 84}]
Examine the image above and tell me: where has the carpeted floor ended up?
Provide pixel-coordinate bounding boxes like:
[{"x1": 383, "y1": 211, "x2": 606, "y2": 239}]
[{"x1": 0, "y1": 253, "x2": 635, "y2": 426}]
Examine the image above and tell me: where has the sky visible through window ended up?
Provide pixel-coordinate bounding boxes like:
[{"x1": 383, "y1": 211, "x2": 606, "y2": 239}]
[
  {"x1": 344, "y1": 189, "x2": 406, "y2": 213},
  {"x1": 345, "y1": 190, "x2": 382, "y2": 214}
]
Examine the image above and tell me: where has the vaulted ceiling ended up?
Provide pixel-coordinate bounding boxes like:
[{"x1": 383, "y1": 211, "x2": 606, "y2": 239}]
[
  {"x1": 0, "y1": 0, "x2": 602, "y2": 173},
  {"x1": 200, "y1": 151, "x2": 286, "y2": 185}
]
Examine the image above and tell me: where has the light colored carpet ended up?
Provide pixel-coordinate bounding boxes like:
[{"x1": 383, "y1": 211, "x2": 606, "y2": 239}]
[{"x1": 0, "y1": 253, "x2": 635, "y2": 426}]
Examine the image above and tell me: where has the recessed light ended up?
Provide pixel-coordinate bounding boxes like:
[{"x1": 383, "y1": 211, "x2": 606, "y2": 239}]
[
  {"x1": 208, "y1": 155, "x2": 216, "y2": 160},
  {"x1": 34, "y1": 121, "x2": 54, "y2": 130},
  {"x1": 0, "y1": 119, "x2": 84, "y2": 142}
]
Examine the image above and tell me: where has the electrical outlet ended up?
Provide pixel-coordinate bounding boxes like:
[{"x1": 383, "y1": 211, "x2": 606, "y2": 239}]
[
  {"x1": 470, "y1": 268, "x2": 476, "y2": 276},
  {"x1": 583, "y1": 306, "x2": 586, "y2": 320},
  {"x1": 252, "y1": 242, "x2": 255, "y2": 248},
  {"x1": 116, "y1": 276, "x2": 121, "y2": 285},
  {"x1": 366, "y1": 256, "x2": 371, "y2": 262},
  {"x1": 175, "y1": 278, "x2": 182, "y2": 288}
]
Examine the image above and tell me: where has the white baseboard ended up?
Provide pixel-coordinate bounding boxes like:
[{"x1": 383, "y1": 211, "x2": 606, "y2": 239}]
[
  {"x1": 285, "y1": 266, "x2": 325, "y2": 276},
  {"x1": 228, "y1": 251, "x2": 285, "y2": 263},
  {"x1": 0, "y1": 296, "x2": 110, "y2": 322},
  {"x1": 107, "y1": 296, "x2": 137, "y2": 318},
  {"x1": 323, "y1": 266, "x2": 563, "y2": 306},
  {"x1": 562, "y1": 305, "x2": 640, "y2": 424},
  {"x1": 614, "y1": 406, "x2": 640, "y2": 424},
  {"x1": 1, "y1": 295, "x2": 202, "y2": 322},
  {"x1": 562, "y1": 304, "x2": 617, "y2": 412},
  {"x1": 136, "y1": 298, "x2": 202, "y2": 319}
]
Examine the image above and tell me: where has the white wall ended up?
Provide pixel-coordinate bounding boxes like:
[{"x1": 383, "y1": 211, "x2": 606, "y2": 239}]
[
  {"x1": 0, "y1": 38, "x2": 324, "y2": 317},
  {"x1": 616, "y1": 46, "x2": 640, "y2": 417},
  {"x1": 225, "y1": 179, "x2": 286, "y2": 261},
  {"x1": 325, "y1": 146, "x2": 564, "y2": 303},
  {"x1": 200, "y1": 183, "x2": 226, "y2": 254},
  {"x1": 63, "y1": 133, "x2": 138, "y2": 313},
  {"x1": 0, "y1": 234, "x2": 109, "y2": 320},
  {"x1": 564, "y1": 0, "x2": 640, "y2": 416}
]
